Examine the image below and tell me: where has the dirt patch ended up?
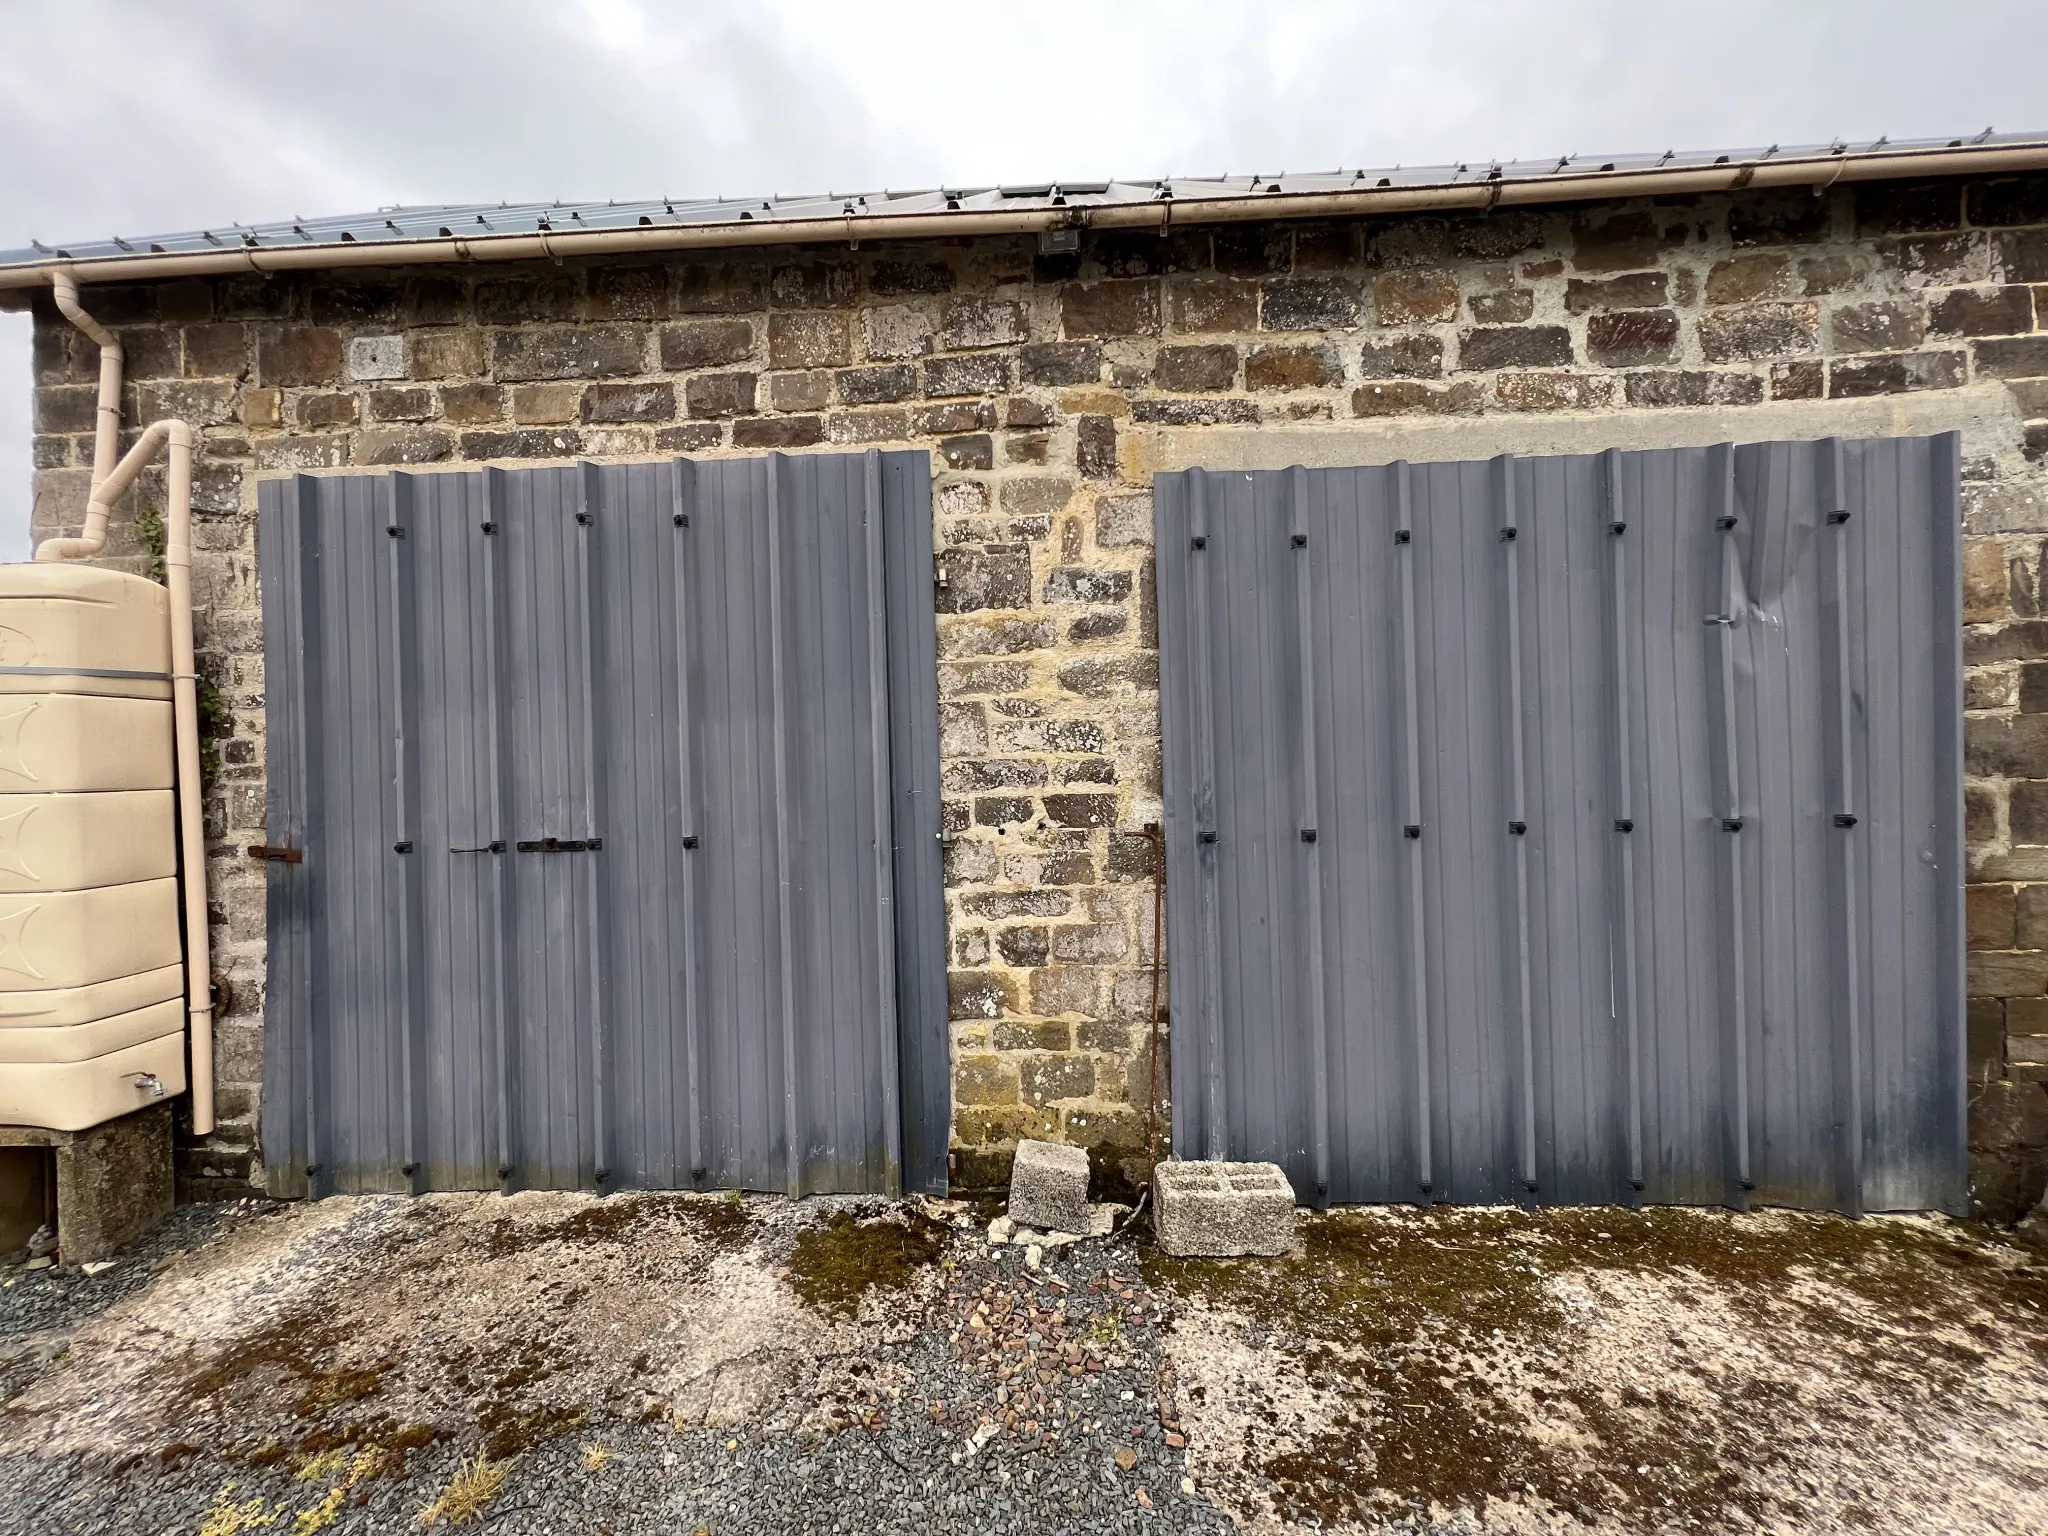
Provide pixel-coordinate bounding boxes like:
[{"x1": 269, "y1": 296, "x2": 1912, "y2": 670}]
[
  {"x1": 0, "y1": 1191, "x2": 951, "y2": 1471},
  {"x1": 784, "y1": 1207, "x2": 949, "y2": 1317},
  {"x1": 1147, "y1": 1206, "x2": 2048, "y2": 1534}
]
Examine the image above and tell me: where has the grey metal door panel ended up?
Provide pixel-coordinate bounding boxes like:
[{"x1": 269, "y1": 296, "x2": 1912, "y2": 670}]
[
  {"x1": 259, "y1": 450, "x2": 947, "y2": 1198},
  {"x1": 1157, "y1": 435, "x2": 1964, "y2": 1215}
]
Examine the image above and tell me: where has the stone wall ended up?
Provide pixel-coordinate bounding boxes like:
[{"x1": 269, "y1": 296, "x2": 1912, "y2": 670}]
[{"x1": 24, "y1": 172, "x2": 2048, "y2": 1211}]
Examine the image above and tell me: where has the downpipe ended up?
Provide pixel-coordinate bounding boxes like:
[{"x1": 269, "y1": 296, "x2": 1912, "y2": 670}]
[
  {"x1": 35, "y1": 274, "x2": 215, "y2": 1135},
  {"x1": 47, "y1": 270, "x2": 121, "y2": 505}
]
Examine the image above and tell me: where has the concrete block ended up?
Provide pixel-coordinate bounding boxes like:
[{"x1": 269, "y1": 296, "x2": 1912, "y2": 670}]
[
  {"x1": 1154, "y1": 1160, "x2": 1297, "y2": 1257},
  {"x1": 1007, "y1": 1137, "x2": 1089, "y2": 1233},
  {"x1": 346, "y1": 334, "x2": 408, "y2": 381}
]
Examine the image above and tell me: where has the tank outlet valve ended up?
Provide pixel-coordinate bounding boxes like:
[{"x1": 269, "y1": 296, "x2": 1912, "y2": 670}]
[{"x1": 128, "y1": 1072, "x2": 166, "y2": 1099}]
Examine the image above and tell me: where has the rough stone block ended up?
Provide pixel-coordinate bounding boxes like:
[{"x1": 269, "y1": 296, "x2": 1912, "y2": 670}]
[
  {"x1": 1998, "y1": 230, "x2": 2048, "y2": 286},
  {"x1": 1153, "y1": 1160, "x2": 1297, "y2": 1257},
  {"x1": 1019, "y1": 342, "x2": 1100, "y2": 386},
  {"x1": 1008, "y1": 1138, "x2": 1090, "y2": 1232},
  {"x1": 768, "y1": 311, "x2": 852, "y2": 370},
  {"x1": 1261, "y1": 278, "x2": 1361, "y2": 331},
  {"x1": 685, "y1": 371, "x2": 757, "y2": 419},
  {"x1": 1168, "y1": 278, "x2": 1258, "y2": 334},
  {"x1": 1618, "y1": 370, "x2": 1761, "y2": 408},
  {"x1": 1704, "y1": 255, "x2": 1795, "y2": 306},
  {"x1": 1130, "y1": 398, "x2": 1257, "y2": 426},
  {"x1": 925, "y1": 353, "x2": 1012, "y2": 397},
  {"x1": 256, "y1": 326, "x2": 344, "y2": 387},
  {"x1": 870, "y1": 260, "x2": 954, "y2": 297},
  {"x1": 0, "y1": 1103, "x2": 173, "y2": 1264},
  {"x1": 1586, "y1": 310, "x2": 1678, "y2": 366},
  {"x1": 864, "y1": 306, "x2": 934, "y2": 360},
  {"x1": 1569, "y1": 209, "x2": 1669, "y2": 272},
  {"x1": 941, "y1": 297, "x2": 1027, "y2": 350},
  {"x1": 1830, "y1": 301, "x2": 1925, "y2": 354},
  {"x1": 1566, "y1": 273, "x2": 1669, "y2": 313},
  {"x1": 367, "y1": 386, "x2": 434, "y2": 423},
  {"x1": 734, "y1": 415, "x2": 823, "y2": 449},
  {"x1": 1353, "y1": 380, "x2": 1483, "y2": 416},
  {"x1": 353, "y1": 426, "x2": 454, "y2": 466},
  {"x1": 1976, "y1": 337, "x2": 2048, "y2": 380},
  {"x1": 1459, "y1": 326, "x2": 1573, "y2": 370},
  {"x1": 1971, "y1": 883, "x2": 2020, "y2": 949},
  {"x1": 1077, "y1": 415, "x2": 1117, "y2": 480},
  {"x1": 513, "y1": 383, "x2": 584, "y2": 426},
  {"x1": 493, "y1": 324, "x2": 646, "y2": 383},
  {"x1": 1830, "y1": 351, "x2": 1967, "y2": 398},
  {"x1": 1698, "y1": 303, "x2": 1819, "y2": 363},
  {"x1": 1154, "y1": 344, "x2": 1237, "y2": 393},
  {"x1": 1468, "y1": 289, "x2": 1534, "y2": 324},
  {"x1": 764, "y1": 371, "x2": 829, "y2": 412},
  {"x1": 1372, "y1": 269, "x2": 1458, "y2": 326},
  {"x1": 1358, "y1": 334, "x2": 1444, "y2": 379},
  {"x1": 837, "y1": 364, "x2": 915, "y2": 405},
  {"x1": 1246, "y1": 344, "x2": 1340, "y2": 391},
  {"x1": 1062, "y1": 280, "x2": 1160, "y2": 339},
  {"x1": 1969, "y1": 179, "x2": 2048, "y2": 229},
  {"x1": 411, "y1": 329, "x2": 485, "y2": 380},
  {"x1": 588, "y1": 264, "x2": 670, "y2": 320},
  {"x1": 656, "y1": 319, "x2": 754, "y2": 372},
  {"x1": 1495, "y1": 371, "x2": 1616, "y2": 411},
  {"x1": 1764, "y1": 360, "x2": 1819, "y2": 401},
  {"x1": 1854, "y1": 181, "x2": 1961, "y2": 237}
]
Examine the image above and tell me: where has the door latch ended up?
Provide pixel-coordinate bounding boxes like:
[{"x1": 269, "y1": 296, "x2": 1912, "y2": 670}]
[{"x1": 245, "y1": 844, "x2": 304, "y2": 864}]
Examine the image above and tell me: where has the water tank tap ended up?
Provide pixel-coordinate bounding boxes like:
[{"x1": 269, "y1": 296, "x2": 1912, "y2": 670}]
[{"x1": 128, "y1": 1072, "x2": 166, "y2": 1099}]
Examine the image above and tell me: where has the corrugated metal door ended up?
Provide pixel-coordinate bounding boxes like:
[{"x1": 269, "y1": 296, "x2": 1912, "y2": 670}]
[
  {"x1": 1156, "y1": 435, "x2": 1965, "y2": 1215},
  {"x1": 258, "y1": 450, "x2": 948, "y2": 1197}
]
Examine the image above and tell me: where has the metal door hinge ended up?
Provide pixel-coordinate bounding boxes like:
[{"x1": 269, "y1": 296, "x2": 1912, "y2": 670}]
[
  {"x1": 245, "y1": 844, "x2": 304, "y2": 864},
  {"x1": 515, "y1": 836, "x2": 603, "y2": 853}
]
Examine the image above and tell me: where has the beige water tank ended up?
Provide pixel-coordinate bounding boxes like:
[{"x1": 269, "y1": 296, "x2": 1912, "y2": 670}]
[{"x1": 0, "y1": 565, "x2": 184, "y2": 1132}]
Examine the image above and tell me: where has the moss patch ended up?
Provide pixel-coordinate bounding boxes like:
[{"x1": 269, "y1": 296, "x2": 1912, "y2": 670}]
[
  {"x1": 1145, "y1": 1206, "x2": 2048, "y2": 1531},
  {"x1": 784, "y1": 1208, "x2": 949, "y2": 1317},
  {"x1": 471, "y1": 1192, "x2": 751, "y2": 1262},
  {"x1": 184, "y1": 1309, "x2": 392, "y2": 1423}
]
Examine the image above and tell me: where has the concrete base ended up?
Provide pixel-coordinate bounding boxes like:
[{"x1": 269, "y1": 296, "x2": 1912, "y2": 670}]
[
  {"x1": 1007, "y1": 1138, "x2": 1091, "y2": 1234},
  {"x1": 0, "y1": 1101, "x2": 173, "y2": 1264},
  {"x1": 1154, "y1": 1160, "x2": 1297, "y2": 1258}
]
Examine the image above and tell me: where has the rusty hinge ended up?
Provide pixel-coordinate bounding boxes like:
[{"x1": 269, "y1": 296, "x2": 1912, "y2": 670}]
[
  {"x1": 514, "y1": 836, "x2": 603, "y2": 853},
  {"x1": 245, "y1": 844, "x2": 303, "y2": 864}
]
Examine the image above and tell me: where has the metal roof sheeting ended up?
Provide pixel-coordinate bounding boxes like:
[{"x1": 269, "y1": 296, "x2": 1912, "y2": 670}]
[{"x1": 5, "y1": 131, "x2": 2046, "y2": 279}]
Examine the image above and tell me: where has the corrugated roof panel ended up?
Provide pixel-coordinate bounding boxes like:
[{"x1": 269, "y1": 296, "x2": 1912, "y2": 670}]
[{"x1": 6, "y1": 131, "x2": 2041, "y2": 270}]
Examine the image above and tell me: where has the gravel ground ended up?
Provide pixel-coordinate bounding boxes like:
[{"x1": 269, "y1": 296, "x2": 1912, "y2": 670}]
[
  {"x1": 0, "y1": 1194, "x2": 1254, "y2": 1536},
  {"x1": 5, "y1": 1193, "x2": 2037, "y2": 1535},
  {"x1": 0, "y1": 1200, "x2": 259, "y2": 1407}
]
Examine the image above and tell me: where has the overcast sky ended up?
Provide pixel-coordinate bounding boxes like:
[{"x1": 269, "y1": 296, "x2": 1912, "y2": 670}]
[{"x1": 4, "y1": 0, "x2": 2047, "y2": 559}]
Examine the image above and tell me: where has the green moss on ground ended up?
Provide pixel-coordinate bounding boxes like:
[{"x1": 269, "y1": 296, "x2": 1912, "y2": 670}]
[
  {"x1": 784, "y1": 1208, "x2": 950, "y2": 1318},
  {"x1": 1144, "y1": 1206, "x2": 2048, "y2": 1531}
]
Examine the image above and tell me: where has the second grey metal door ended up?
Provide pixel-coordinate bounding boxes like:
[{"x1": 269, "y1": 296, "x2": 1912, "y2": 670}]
[{"x1": 1156, "y1": 436, "x2": 1965, "y2": 1216}]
